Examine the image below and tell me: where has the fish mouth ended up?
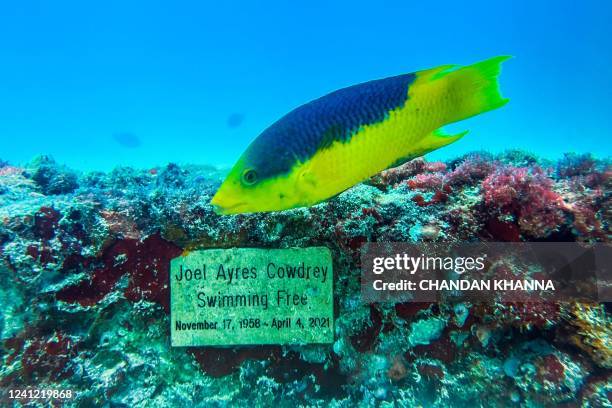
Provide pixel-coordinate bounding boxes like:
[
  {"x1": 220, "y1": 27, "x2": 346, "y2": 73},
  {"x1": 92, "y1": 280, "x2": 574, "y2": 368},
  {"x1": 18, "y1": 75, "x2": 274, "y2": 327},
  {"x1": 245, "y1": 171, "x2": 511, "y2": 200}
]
[{"x1": 210, "y1": 195, "x2": 247, "y2": 215}]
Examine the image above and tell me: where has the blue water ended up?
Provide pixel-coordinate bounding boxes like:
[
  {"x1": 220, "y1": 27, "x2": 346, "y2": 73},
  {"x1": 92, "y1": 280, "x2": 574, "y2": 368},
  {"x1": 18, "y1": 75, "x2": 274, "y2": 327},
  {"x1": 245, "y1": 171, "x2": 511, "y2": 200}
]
[{"x1": 1, "y1": 0, "x2": 611, "y2": 171}]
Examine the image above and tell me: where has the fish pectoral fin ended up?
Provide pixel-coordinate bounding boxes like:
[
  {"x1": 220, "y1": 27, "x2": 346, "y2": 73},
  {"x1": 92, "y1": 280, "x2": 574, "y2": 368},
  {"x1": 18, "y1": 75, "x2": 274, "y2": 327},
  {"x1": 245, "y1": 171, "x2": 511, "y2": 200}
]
[
  {"x1": 299, "y1": 168, "x2": 318, "y2": 187},
  {"x1": 386, "y1": 128, "x2": 468, "y2": 170},
  {"x1": 414, "y1": 128, "x2": 469, "y2": 155},
  {"x1": 294, "y1": 167, "x2": 320, "y2": 205}
]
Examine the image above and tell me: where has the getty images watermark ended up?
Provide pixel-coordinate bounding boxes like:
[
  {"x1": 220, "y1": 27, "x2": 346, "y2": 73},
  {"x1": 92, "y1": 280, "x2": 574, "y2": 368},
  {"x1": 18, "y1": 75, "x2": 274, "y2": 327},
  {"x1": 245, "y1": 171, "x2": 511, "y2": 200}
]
[{"x1": 361, "y1": 243, "x2": 611, "y2": 303}]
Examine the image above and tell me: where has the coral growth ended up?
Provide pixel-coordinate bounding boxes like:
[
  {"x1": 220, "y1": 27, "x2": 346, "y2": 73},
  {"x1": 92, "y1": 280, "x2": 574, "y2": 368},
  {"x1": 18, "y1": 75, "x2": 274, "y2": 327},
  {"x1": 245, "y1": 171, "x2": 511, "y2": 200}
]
[
  {"x1": 27, "y1": 155, "x2": 78, "y2": 195},
  {"x1": 0, "y1": 152, "x2": 610, "y2": 406},
  {"x1": 564, "y1": 303, "x2": 612, "y2": 369}
]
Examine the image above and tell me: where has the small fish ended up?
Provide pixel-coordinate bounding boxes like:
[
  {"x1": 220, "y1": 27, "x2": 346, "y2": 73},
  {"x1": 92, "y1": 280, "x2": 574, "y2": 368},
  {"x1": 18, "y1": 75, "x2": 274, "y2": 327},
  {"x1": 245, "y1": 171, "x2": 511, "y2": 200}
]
[
  {"x1": 227, "y1": 113, "x2": 245, "y2": 128},
  {"x1": 113, "y1": 132, "x2": 141, "y2": 148},
  {"x1": 211, "y1": 56, "x2": 509, "y2": 214}
]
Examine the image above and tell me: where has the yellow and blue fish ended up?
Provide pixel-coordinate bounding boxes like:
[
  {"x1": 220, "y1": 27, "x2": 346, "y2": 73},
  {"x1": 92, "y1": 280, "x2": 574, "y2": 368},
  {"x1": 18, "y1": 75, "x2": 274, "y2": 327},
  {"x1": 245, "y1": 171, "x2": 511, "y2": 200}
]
[{"x1": 211, "y1": 56, "x2": 509, "y2": 214}]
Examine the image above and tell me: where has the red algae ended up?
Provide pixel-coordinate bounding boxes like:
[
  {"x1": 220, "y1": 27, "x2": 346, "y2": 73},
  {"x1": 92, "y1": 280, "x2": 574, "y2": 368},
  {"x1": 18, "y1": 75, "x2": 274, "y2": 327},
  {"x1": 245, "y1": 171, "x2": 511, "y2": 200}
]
[
  {"x1": 411, "y1": 334, "x2": 457, "y2": 365},
  {"x1": 537, "y1": 354, "x2": 565, "y2": 383},
  {"x1": 124, "y1": 234, "x2": 182, "y2": 312},
  {"x1": 482, "y1": 166, "x2": 566, "y2": 238},
  {"x1": 485, "y1": 218, "x2": 521, "y2": 241},
  {"x1": 33, "y1": 206, "x2": 61, "y2": 240},
  {"x1": 350, "y1": 305, "x2": 384, "y2": 352},
  {"x1": 56, "y1": 234, "x2": 181, "y2": 311},
  {"x1": 395, "y1": 302, "x2": 433, "y2": 321},
  {"x1": 21, "y1": 332, "x2": 78, "y2": 382}
]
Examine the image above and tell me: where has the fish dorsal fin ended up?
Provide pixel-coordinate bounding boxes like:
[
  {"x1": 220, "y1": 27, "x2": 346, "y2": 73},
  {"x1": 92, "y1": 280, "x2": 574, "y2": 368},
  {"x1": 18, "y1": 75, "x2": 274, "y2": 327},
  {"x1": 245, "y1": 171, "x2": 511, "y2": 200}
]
[{"x1": 416, "y1": 64, "x2": 458, "y2": 82}]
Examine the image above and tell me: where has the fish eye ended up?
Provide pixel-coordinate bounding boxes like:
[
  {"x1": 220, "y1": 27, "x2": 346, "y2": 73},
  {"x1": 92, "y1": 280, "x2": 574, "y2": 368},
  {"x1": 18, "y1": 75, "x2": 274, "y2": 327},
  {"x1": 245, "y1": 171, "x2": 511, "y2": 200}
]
[{"x1": 241, "y1": 169, "x2": 258, "y2": 185}]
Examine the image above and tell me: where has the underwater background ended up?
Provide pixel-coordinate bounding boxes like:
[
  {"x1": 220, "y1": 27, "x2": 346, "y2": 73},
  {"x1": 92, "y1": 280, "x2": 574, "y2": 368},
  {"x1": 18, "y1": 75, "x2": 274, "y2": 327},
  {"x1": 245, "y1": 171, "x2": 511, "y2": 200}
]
[
  {"x1": 1, "y1": 0, "x2": 611, "y2": 170},
  {"x1": 1, "y1": 1, "x2": 611, "y2": 407}
]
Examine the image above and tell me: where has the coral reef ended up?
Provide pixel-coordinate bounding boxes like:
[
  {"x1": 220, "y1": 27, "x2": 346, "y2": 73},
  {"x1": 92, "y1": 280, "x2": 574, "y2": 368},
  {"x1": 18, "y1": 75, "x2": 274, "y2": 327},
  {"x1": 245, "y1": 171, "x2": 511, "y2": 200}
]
[
  {"x1": 26, "y1": 156, "x2": 78, "y2": 195},
  {"x1": 0, "y1": 151, "x2": 610, "y2": 407}
]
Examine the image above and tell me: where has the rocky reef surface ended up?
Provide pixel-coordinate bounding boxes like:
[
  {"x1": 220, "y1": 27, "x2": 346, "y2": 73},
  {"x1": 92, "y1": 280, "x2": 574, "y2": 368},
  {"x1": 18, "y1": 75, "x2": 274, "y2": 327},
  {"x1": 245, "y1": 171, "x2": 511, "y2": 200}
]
[{"x1": 0, "y1": 152, "x2": 610, "y2": 407}]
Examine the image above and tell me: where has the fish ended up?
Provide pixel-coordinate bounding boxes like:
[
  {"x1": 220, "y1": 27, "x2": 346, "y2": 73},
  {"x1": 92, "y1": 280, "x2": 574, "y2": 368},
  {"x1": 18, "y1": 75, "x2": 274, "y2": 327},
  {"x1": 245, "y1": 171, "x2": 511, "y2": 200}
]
[
  {"x1": 211, "y1": 56, "x2": 510, "y2": 215},
  {"x1": 227, "y1": 113, "x2": 245, "y2": 128},
  {"x1": 113, "y1": 132, "x2": 141, "y2": 148}
]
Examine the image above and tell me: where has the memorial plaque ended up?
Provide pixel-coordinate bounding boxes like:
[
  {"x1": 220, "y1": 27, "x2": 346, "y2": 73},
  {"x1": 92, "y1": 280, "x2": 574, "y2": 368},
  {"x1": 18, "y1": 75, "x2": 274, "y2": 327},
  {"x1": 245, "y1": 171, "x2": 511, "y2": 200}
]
[{"x1": 170, "y1": 247, "x2": 334, "y2": 346}]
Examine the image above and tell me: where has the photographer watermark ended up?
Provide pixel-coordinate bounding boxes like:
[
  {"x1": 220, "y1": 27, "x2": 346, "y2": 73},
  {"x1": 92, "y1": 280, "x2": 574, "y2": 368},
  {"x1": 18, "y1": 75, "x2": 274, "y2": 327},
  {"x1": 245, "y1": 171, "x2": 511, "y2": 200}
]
[{"x1": 361, "y1": 243, "x2": 611, "y2": 303}]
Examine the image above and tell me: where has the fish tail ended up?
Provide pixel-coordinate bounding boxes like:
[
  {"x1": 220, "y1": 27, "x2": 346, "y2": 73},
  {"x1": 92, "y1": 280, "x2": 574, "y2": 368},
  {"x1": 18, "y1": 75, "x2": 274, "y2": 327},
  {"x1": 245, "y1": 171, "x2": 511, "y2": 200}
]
[{"x1": 437, "y1": 55, "x2": 511, "y2": 124}]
